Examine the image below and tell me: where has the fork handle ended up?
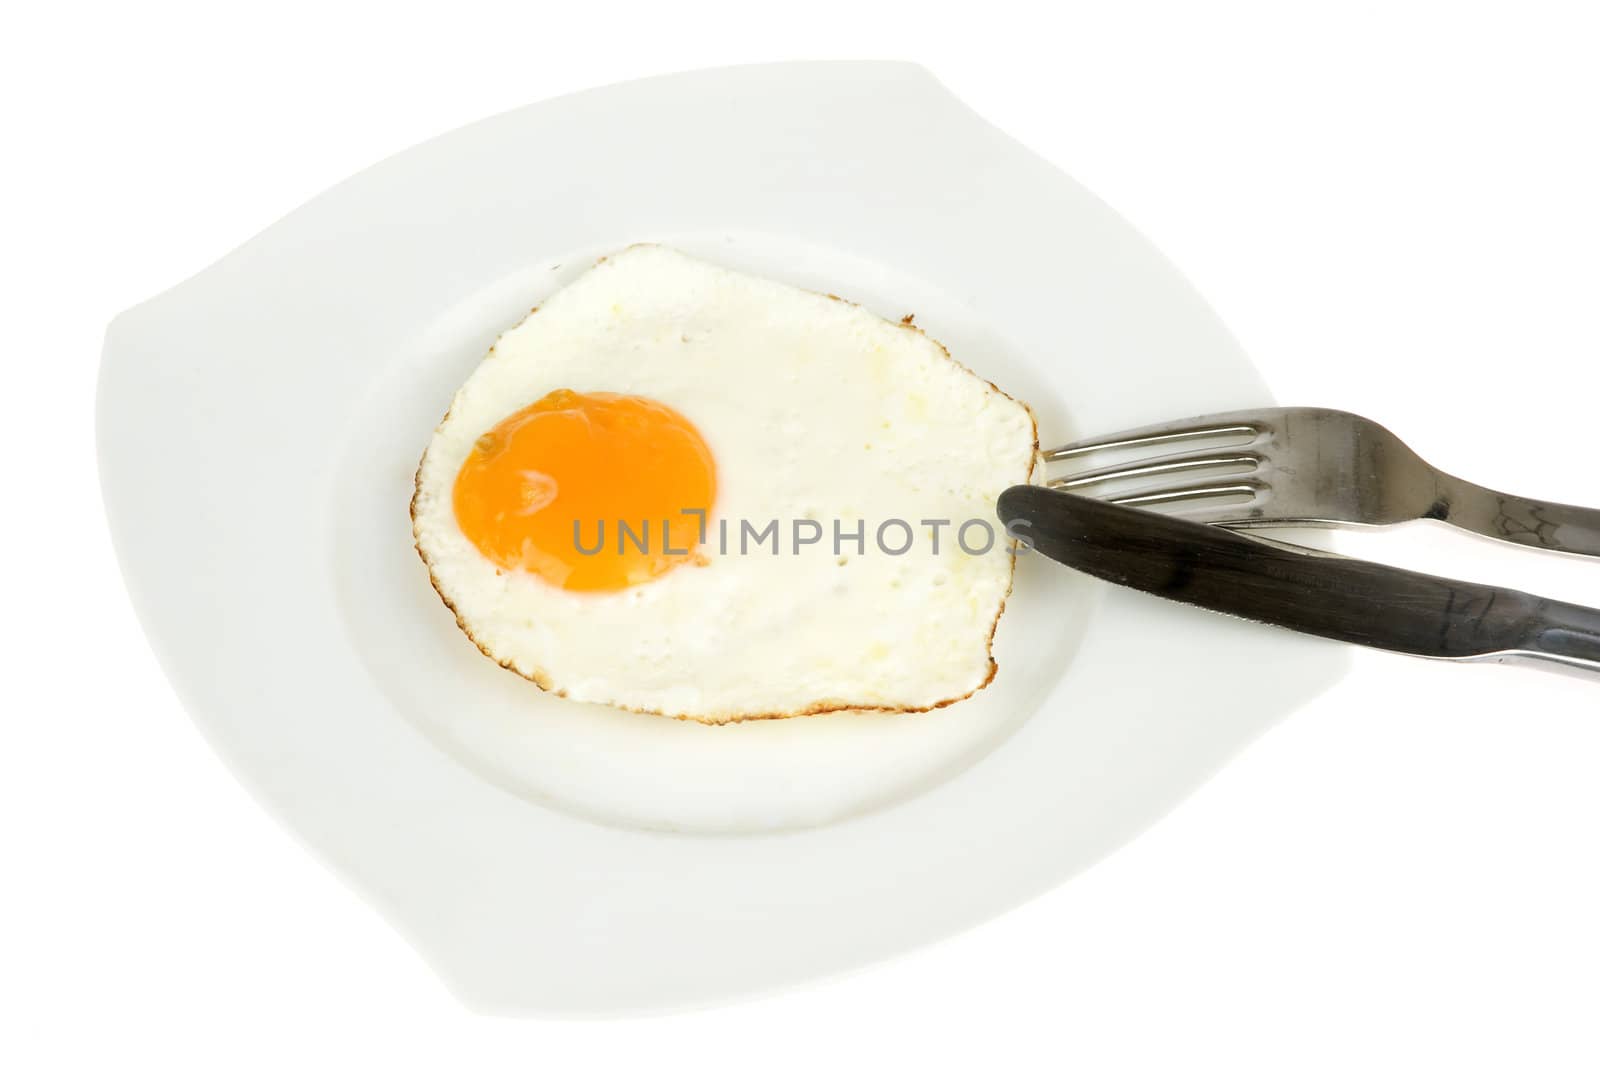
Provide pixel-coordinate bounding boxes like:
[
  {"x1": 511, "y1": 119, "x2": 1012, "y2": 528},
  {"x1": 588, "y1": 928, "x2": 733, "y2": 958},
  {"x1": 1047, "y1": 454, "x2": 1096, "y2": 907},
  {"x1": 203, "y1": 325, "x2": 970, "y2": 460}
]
[{"x1": 1436, "y1": 473, "x2": 1600, "y2": 558}]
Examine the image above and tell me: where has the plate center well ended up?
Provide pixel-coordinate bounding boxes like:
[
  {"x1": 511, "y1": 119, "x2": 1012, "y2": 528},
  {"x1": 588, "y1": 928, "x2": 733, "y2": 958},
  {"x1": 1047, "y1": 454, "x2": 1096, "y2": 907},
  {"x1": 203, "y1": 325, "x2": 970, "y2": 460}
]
[{"x1": 329, "y1": 233, "x2": 1091, "y2": 835}]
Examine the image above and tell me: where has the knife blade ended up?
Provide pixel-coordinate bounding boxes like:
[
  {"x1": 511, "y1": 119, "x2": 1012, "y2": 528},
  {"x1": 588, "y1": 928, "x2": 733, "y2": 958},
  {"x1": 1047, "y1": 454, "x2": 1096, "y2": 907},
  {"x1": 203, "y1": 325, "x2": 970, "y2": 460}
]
[{"x1": 996, "y1": 484, "x2": 1600, "y2": 674}]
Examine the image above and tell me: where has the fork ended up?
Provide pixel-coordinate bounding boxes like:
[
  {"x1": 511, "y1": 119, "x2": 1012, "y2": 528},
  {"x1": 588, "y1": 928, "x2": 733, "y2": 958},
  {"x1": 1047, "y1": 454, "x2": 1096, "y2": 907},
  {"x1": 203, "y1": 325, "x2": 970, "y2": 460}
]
[{"x1": 1042, "y1": 407, "x2": 1600, "y2": 557}]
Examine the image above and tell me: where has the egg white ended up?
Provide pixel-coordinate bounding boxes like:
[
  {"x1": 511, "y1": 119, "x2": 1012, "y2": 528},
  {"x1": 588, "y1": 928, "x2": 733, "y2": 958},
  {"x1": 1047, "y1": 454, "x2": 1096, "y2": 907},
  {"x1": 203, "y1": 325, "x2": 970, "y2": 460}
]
[{"x1": 411, "y1": 245, "x2": 1038, "y2": 722}]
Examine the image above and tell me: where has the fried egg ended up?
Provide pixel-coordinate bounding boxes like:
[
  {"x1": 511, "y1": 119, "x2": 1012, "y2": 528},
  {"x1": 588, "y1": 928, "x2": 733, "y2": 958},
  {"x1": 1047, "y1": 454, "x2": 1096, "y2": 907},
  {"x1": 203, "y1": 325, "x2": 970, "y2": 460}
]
[{"x1": 411, "y1": 245, "x2": 1038, "y2": 723}]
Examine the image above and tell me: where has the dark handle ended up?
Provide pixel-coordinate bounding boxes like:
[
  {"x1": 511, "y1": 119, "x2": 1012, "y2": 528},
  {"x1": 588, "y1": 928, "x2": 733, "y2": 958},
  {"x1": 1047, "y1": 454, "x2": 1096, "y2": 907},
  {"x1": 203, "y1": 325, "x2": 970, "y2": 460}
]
[
  {"x1": 999, "y1": 485, "x2": 1600, "y2": 675},
  {"x1": 1525, "y1": 600, "x2": 1600, "y2": 674}
]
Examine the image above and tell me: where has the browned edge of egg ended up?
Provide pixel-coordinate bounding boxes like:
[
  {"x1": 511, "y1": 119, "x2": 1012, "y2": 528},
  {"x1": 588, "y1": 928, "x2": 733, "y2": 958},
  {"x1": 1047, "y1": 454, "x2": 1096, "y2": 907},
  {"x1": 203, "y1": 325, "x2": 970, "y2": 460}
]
[{"x1": 410, "y1": 245, "x2": 1041, "y2": 725}]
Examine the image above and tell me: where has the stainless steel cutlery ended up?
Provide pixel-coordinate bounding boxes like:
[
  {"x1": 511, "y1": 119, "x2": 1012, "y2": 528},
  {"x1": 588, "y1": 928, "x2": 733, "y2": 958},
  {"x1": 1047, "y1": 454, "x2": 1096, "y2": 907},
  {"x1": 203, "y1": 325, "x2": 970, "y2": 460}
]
[
  {"x1": 1017, "y1": 408, "x2": 1600, "y2": 675},
  {"x1": 1042, "y1": 407, "x2": 1600, "y2": 556}
]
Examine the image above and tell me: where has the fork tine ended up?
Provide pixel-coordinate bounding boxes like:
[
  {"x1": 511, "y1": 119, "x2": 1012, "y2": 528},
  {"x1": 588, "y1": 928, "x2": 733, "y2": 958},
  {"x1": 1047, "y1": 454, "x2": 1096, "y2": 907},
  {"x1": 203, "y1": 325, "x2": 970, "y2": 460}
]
[
  {"x1": 1102, "y1": 477, "x2": 1267, "y2": 508},
  {"x1": 1046, "y1": 447, "x2": 1261, "y2": 490},
  {"x1": 1042, "y1": 415, "x2": 1263, "y2": 462},
  {"x1": 1131, "y1": 498, "x2": 1270, "y2": 528}
]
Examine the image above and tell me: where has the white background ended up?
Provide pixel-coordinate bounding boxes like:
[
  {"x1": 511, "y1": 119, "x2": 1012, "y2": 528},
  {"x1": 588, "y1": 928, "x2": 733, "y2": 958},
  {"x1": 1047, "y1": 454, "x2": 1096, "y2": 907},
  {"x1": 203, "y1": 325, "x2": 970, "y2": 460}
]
[{"x1": 6, "y1": 1, "x2": 1598, "y2": 1061}]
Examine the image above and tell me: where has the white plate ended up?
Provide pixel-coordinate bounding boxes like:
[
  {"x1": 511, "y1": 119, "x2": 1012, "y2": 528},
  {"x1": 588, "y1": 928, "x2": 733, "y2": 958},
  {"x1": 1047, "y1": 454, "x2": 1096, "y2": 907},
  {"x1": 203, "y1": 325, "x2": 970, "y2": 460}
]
[{"x1": 98, "y1": 62, "x2": 1347, "y2": 1015}]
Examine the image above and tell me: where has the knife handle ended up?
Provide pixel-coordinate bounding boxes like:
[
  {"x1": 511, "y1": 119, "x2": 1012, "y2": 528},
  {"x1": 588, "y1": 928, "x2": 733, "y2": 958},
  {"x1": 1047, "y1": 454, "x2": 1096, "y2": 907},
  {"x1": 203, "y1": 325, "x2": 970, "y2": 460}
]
[
  {"x1": 1515, "y1": 600, "x2": 1600, "y2": 674},
  {"x1": 999, "y1": 484, "x2": 1600, "y2": 679}
]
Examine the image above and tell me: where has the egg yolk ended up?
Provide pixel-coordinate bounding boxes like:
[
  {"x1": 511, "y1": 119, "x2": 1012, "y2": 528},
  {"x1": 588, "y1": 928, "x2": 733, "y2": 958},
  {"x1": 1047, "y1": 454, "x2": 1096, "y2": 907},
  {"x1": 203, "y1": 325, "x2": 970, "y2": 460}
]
[{"x1": 452, "y1": 390, "x2": 716, "y2": 591}]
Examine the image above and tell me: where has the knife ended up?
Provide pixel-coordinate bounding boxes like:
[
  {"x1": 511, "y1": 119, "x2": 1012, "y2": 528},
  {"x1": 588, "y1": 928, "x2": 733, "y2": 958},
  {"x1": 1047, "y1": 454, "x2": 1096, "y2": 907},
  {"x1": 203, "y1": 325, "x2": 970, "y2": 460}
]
[{"x1": 997, "y1": 484, "x2": 1600, "y2": 676}]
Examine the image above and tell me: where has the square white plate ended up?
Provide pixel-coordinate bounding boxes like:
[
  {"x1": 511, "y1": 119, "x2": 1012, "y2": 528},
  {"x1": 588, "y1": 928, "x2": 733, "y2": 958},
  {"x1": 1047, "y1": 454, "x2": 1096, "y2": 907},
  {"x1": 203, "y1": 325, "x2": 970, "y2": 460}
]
[{"x1": 98, "y1": 61, "x2": 1347, "y2": 1015}]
